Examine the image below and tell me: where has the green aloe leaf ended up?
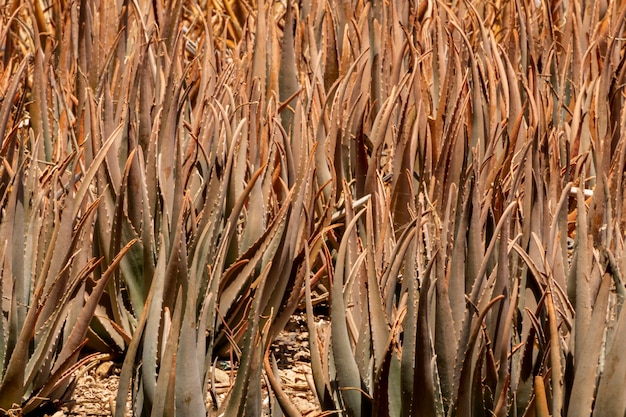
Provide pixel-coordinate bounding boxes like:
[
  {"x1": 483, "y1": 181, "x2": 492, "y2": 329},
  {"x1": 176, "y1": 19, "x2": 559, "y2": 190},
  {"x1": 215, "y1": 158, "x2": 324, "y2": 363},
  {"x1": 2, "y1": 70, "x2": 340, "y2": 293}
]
[
  {"x1": 567, "y1": 275, "x2": 611, "y2": 416},
  {"x1": 331, "y1": 207, "x2": 368, "y2": 416}
]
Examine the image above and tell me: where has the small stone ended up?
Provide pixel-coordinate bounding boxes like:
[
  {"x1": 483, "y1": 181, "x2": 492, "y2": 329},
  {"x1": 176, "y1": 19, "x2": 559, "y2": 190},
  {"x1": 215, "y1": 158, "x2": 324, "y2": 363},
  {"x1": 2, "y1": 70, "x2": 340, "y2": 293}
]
[
  {"x1": 210, "y1": 367, "x2": 231, "y2": 385},
  {"x1": 96, "y1": 361, "x2": 114, "y2": 378}
]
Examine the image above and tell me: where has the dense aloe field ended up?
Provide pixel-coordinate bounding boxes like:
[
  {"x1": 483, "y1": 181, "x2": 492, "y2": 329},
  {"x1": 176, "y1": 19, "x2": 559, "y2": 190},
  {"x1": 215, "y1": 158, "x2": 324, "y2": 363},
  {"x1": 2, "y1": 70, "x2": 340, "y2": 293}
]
[{"x1": 1, "y1": 0, "x2": 626, "y2": 415}]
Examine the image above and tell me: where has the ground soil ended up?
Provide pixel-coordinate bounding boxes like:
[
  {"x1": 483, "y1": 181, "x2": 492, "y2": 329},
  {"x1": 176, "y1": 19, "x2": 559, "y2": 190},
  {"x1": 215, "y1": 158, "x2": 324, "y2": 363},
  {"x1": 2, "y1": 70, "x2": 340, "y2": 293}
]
[{"x1": 45, "y1": 315, "x2": 322, "y2": 417}]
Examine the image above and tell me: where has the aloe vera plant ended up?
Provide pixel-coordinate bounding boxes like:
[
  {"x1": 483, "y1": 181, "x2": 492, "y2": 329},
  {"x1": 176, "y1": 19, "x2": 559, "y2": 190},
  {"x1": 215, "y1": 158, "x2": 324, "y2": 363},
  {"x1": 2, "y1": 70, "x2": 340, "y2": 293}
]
[
  {"x1": 3, "y1": 0, "x2": 626, "y2": 416},
  {"x1": 0, "y1": 6, "x2": 137, "y2": 413},
  {"x1": 298, "y1": 0, "x2": 626, "y2": 416}
]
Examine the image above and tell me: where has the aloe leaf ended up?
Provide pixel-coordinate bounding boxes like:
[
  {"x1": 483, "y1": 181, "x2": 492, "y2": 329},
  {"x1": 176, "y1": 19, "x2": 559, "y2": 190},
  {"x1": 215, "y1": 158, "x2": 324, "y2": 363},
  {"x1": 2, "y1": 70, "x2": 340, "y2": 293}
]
[
  {"x1": 380, "y1": 219, "x2": 417, "y2": 315},
  {"x1": 365, "y1": 203, "x2": 390, "y2": 373},
  {"x1": 1, "y1": 165, "x2": 24, "y2": 336},
  {"x1": 457, "y1": 200, "x2": 518, "y2": 384},
  {"x1": 116, "y1": 234, "x2": 168, "y2": 417},
  {"x1": 37, "y1": 172, "x2": 76, "y2": 311},
  {"x1": 571, "y1": 187, "x2": 592, "y2": 354},
  {"x1": 434, "y1": 248, "x2": 458, "y2": 409},
  {"x1": 194, "y1": 227, "x2": 222, "y2": 375},
  {"x1": 101, "y1": 148, "x2": 143, "y2": 339},
  {"x1": 410, "y1": 250, "x2": 439, "y2": 417},
  {"x1": 468, "y1": 200, "x2": 518, "y2": 307},
  {"x1": 372, "y1": 335, "x2": 392, "y2": 417},
  {"x1": 134, "y1": 149, "x2": 157, "y2": 312},
  {"x1": 534, "y1": 375, "x2": 550, "y2": 417},
  {"x1": 390, "y1": 122, "x2": 418, "y2": 234},
  {"x1": 214, "y1": 162, "x2": 266, "y2": 281},
  {"x1": 493, "y1": 276, "x2": 520, "y2": 414},
  {"x1": 400, "y1": 238, "x2": 418, "y2": 416},
  {"x1": 157, "y1": 62, "x2": 186, "y2": 230},
  {"x1": 264, "y1": 351, "x2": 302, "y2": 417},
  {"x1": 218, "y1": 176, "x2": 291, "y2": 318},
  {"x1": 364, "y1": 81, "x2": 406, "y2": 201},
  {"x1": 546, "y1": 289, "x2": 563, "y2": 416},
  {"x1": 239, "y1": 161, "x2": 267, "y2": 256},
  {"x1": 219, "y1": 261, "x2": 272, "y2": 417},
  {"x1": 304, "y1": 243, "x2": 331, "y2": 408},
  {"x1": 331, "y1": 207, "x2": 367, "y2": 416},
  {"x1": 456, "y1": 295, "x2": 505, "y2": 417},
  {"x1": 140, "y1": 232, "x2": 168, "y2": 408},
  {"x1": 567, "y1": 274, "x2": 611, "y2": 416},
  {"x1": 30, "y1": 46, "x2": 52, "y2": 162},
  {"x1": 73, "y1": 119, "x2": 125, "y2": 220},
  {"x1": 263, "y1": 145, "x2": 314, "y2": 338},
  {"x1": 593, "y1": 286, "x2": 626, "y2": 416},
  {"x1": 0, "y1": 242, "x2": 7, "y2": 377},
  {"x1": 250, "y1": 0, "x2": 267, "y2": 89},
  {"x1": 151, "y1": 298, "x2": 182, "y2": 417},
  {"x1": 449, "y1": 180, "x2": 471, "y2": 338},
  {"x1": 0, "y1": 54, "x2": 30, "y2": 149},
  {"x1": 278, "y1": 0, "x2": 299, "y2": 134},
  {"x1": 174, "y1": 290, "x2": 206, "y2": 416}
]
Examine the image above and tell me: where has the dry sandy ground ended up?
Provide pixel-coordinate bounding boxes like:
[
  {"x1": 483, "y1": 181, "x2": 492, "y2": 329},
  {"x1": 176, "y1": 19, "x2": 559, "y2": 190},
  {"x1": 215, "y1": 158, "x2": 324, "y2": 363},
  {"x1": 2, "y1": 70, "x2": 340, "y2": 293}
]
[
  {"x1": 47, "y1": 317, "x2": 323, "y2": 417},
  {"x1": 52, "y1": 361, "x2": 320, "y2": 417}
]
